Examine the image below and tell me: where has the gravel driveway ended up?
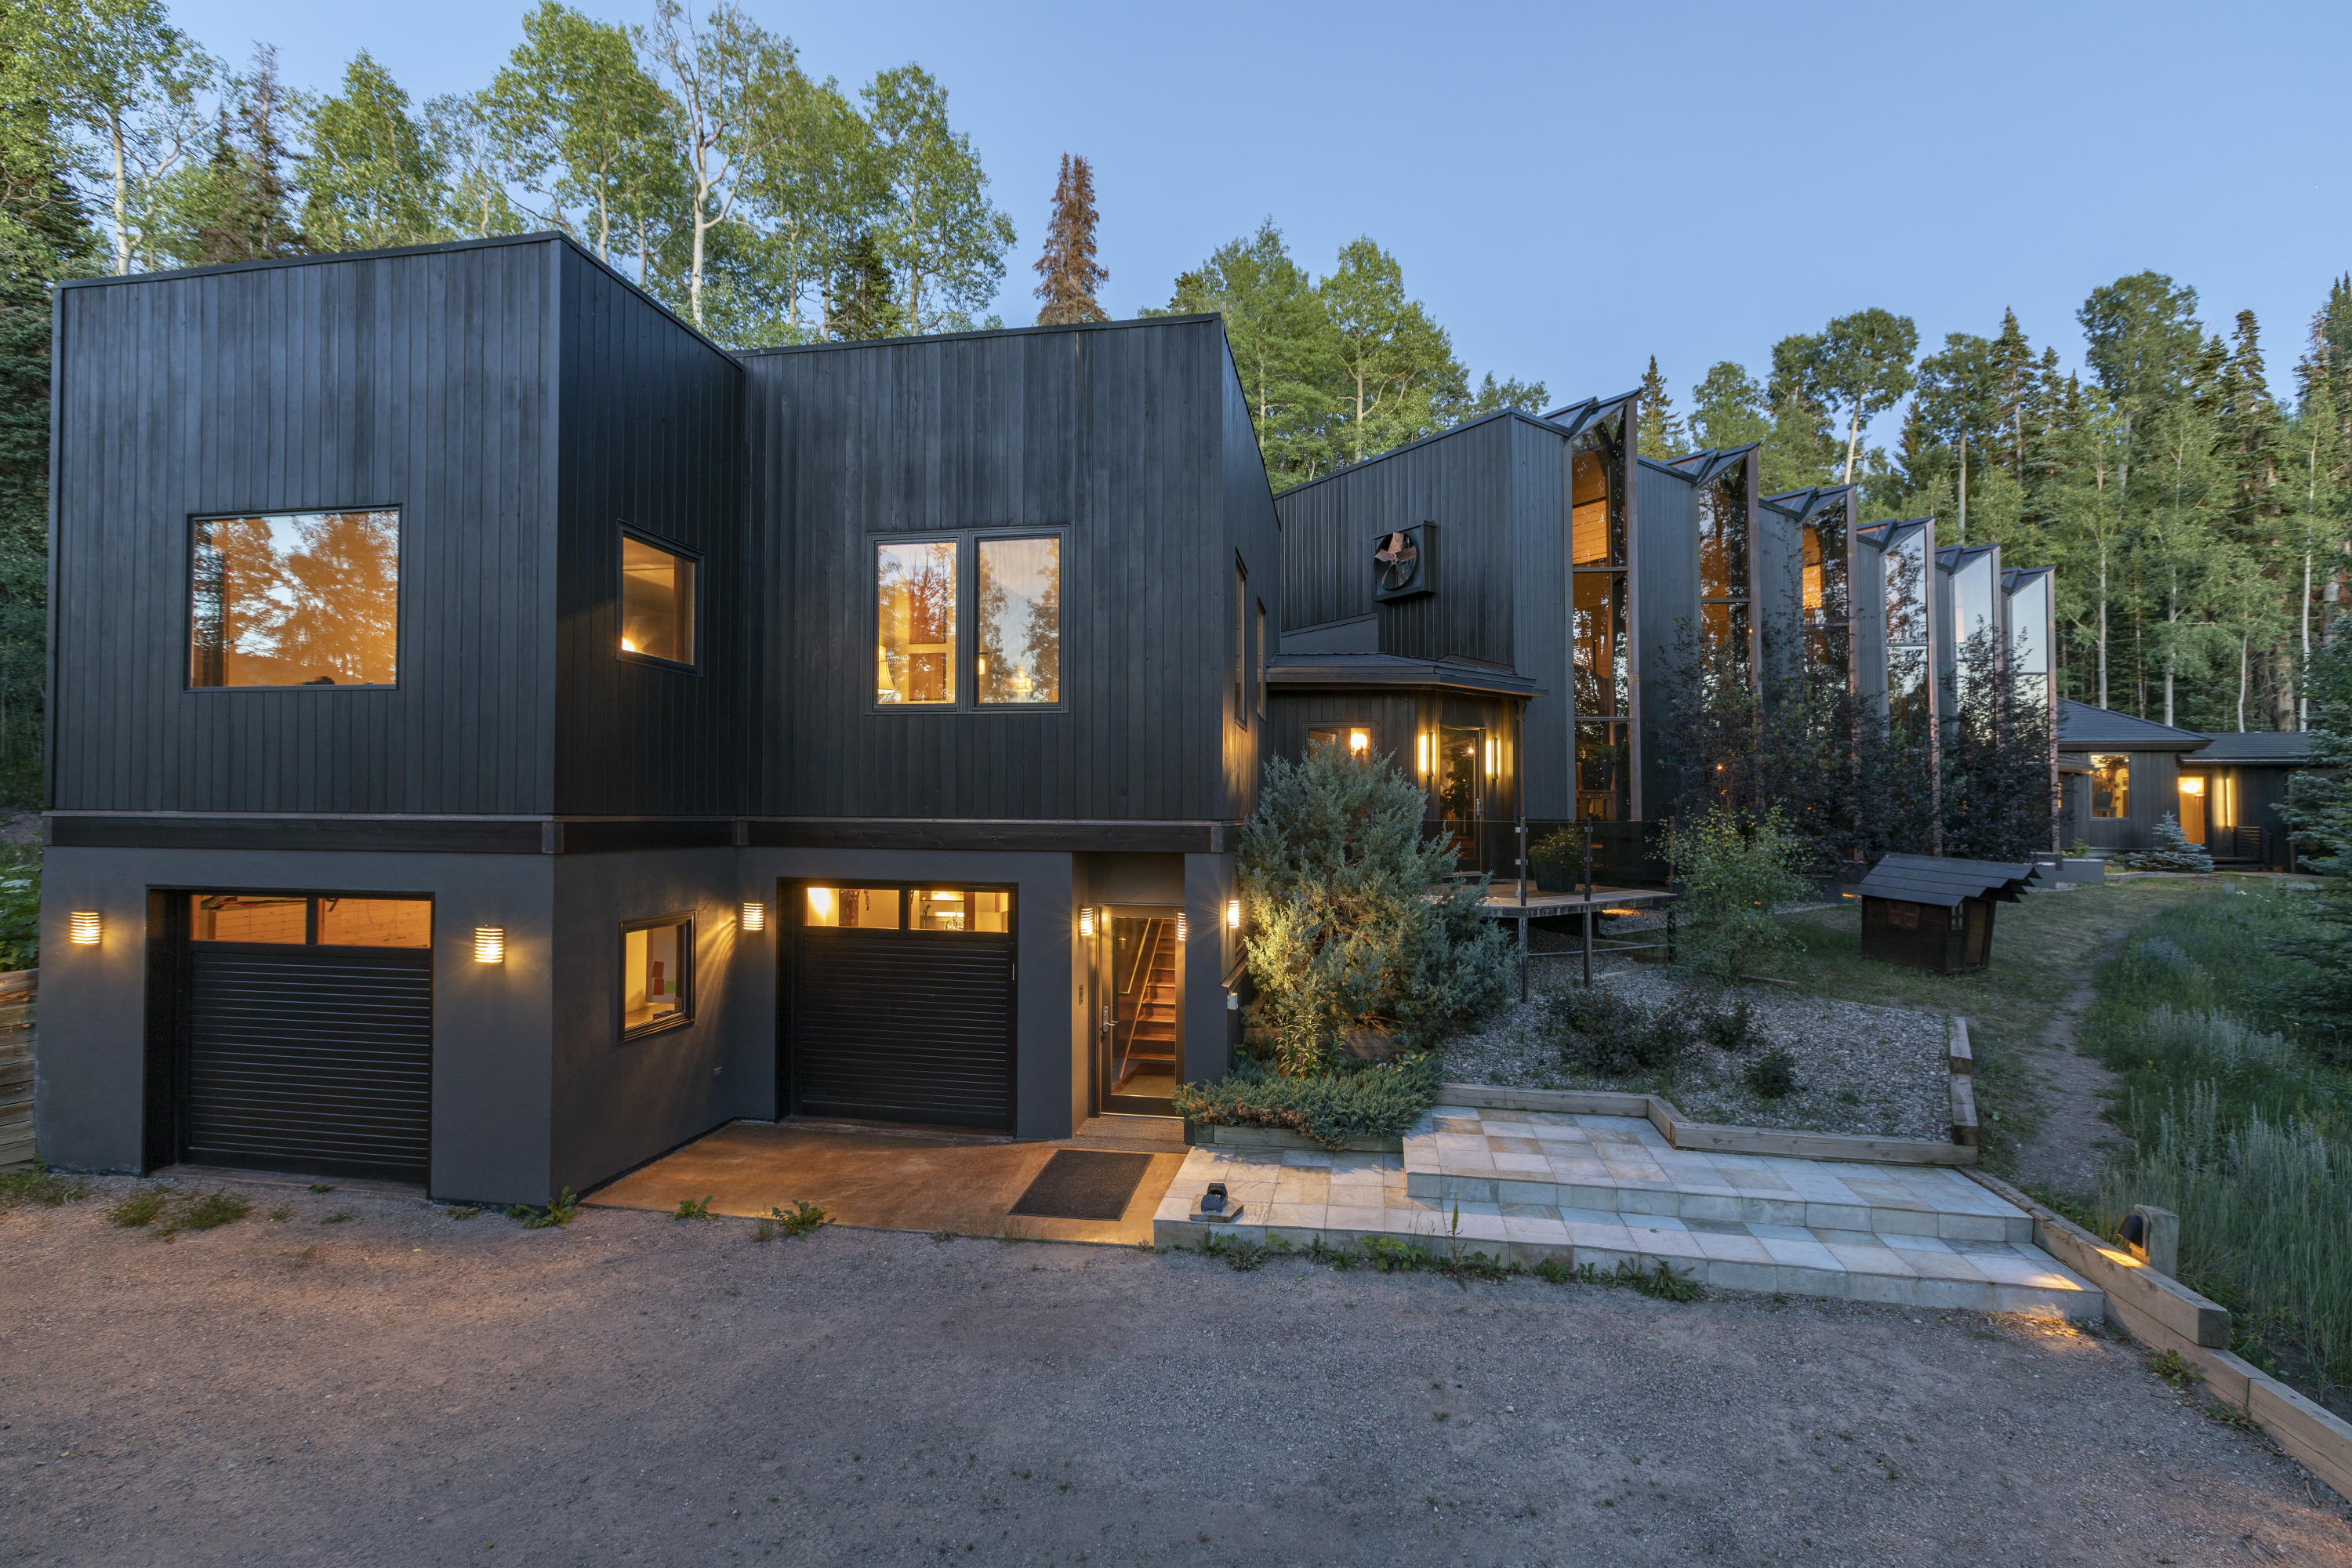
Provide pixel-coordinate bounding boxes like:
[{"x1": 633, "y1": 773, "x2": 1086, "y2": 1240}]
[{"x1": 5, "y1": 1179, "x2": 2349, "y2": 1566}]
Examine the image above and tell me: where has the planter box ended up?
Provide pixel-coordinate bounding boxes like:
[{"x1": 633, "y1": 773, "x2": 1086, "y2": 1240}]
[{"x1": 1194, "y1": 1123, "x2": 1401, "y2": 1155}]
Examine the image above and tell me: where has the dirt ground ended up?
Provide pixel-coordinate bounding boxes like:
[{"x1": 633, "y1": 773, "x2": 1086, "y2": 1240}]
[{"x1": 4, "y1": 1181, "x2": 2349, "y2": 1566}]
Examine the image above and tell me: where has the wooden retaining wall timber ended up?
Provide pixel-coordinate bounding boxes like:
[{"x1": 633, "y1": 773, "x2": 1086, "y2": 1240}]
[{"x1": 0, "y1": 967, "x2": 33, "y2": 1168}]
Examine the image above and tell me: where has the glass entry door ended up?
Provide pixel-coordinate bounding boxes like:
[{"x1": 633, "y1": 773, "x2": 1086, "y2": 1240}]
[{"x1": 1095, "y1": 907, "x2": 1181, "y2": 1116}]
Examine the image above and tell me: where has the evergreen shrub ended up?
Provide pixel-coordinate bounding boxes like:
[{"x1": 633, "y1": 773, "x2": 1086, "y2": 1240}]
[
  {"x1": 1544, "y1": 985, "x2": 1693, "y2": 1075},
  {"x1": 2114, "y1": 813, "x2": 2215, "y2": 873},
  {"x1": 1667, "y1": 806, "x2": 1813, "y2": 985},
  {"x1": 1172, "y1": 1052, "x2": 1444, "y2": 1149}
]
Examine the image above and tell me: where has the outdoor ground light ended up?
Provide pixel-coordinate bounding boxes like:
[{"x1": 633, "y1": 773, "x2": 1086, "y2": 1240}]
[
  {"x1": 473, "y1": 926, "x2": 506, "y2": 964},
  {"x1": 1079, "y1": 903, "x2": 1095, "y2": 938},
  {"x1": 1226, "y1": 896, "x2": 1241, "y2": 930},
  {"x1": 67, "y1": 910, "x2": 102, "y2": 946},
  {"x1": 741, "y1": 901, "x2": 766, "y2": 933}
]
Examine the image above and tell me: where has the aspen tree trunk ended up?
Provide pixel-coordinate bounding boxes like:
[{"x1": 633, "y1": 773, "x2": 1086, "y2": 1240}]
[
  {"x1": 2236, "y1": 634, "x2": 2248, "y2": 731},
  {"x1": 110, "y1": 113, "x2": 130, "y2": 275}
]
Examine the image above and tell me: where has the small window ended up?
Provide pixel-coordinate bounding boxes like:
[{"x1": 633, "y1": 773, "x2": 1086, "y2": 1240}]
[
  {"x1": 190, "y1": 510, "x2": 399, "y2": 688},
  {"x1": 622, "y1": 915, "x2": 693, "y2": 1038},
  {"x1": 619, "y1": 531, "x2": 698, "y2": 666},
  {"x1": 877, "y1": 540, "x2": 958, "y2": 704},
  {"x1": 805, "y1": 887, "x2": 901, "y2": 927},
  {"x1": 189, "y1": 892, "x2": 430, "y2": 946},
  {"x1": 2090, "y1": 754, "x2": 2130, "y2": 819},
  {"x1": 976, "y1": 537, "x2": 1061, "y2": 705}
]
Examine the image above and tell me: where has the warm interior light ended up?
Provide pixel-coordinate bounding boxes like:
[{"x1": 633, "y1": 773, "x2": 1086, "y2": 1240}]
[
  {"x1": 741, "y1": 902, "x2": 766, "y2": 932},
  {"x1": 1079, "y1": 904, "x2": 1095, "y2": 938},
  {"x1": 2179, "y1": 776, "x2": 2205, "y2": 795},
  {"x1": 1348, "y1": 728, "x2": 1370, "y2": 755},
  {"x1": 620, "y1": 637, "x2": 638, "y2": 653},
  {"x1": 474, "y1": 926, "x2": 506, "y2": 964},
  {"x1": 68, "y1": 910, "x2": 102, "y2": 946},
  {"x1": 1175, "y1": 912, "x2": 1188, "y2": 943},
  {"x1": 1226, "y1": 897, "x2": 1241, "y2": 930}
]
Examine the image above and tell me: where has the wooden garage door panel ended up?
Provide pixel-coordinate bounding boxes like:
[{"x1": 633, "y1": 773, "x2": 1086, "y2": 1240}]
[
  {"x1": 792, "y1": 929, "x2": 1014, "y2": 1130},
  {"x1": 187, "y1": 949, "x2": 432, "y2": 1181}
]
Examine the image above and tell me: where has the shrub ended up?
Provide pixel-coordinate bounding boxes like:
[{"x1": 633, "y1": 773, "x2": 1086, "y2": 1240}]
[
  {"x1": 1667, "y1": 806, "x2": 1812, "y2": 986},
  {"x1": 0, "y1": 1167, "x2": 86, "y2": 1208},
  {"x1": 2114, "y1": 814, "x2": 2215, "y2": 873},
  {"x1": 1699, "y1": 995, "x2": 1760, "y2": 1054},
  {"x1": 1745, "y1": 1047, "x2": 1798, "y2": 1100},
  {"x1": 107, "y1": 1188, "x2": 171, "y2": 1228},
  {"x1": 0, "y1": 863, "x2": 36, "y2": 972},
  {"x1": 1239, "y1": 742, "x2": 1512, "y2": 1072},
  {"x1": 1544, "y1": 985, "x2": 1692, "y2": 1076},
  {"x1": 1173, "y1": 1051, "x2": 1443, "y2": 1149}
]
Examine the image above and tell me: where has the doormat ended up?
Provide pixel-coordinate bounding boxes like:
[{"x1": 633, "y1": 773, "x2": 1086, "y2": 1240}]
[{"x1": 1007, "y1": 1150, "x2": 1154, "y2": 1221}]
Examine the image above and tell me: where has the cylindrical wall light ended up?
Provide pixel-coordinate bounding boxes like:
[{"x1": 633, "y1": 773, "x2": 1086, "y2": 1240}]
[
  {"x1": 68, "y1": 910, "x2": 103, "y2": 946},
  {"x1": 741, "y1": 901, "x2": 767, "y2": 932},
  {"x1": 1226, "y1": 896, "x2": 1241, "y2": 931},
  {"x1": 1174, "y1": 911, "x2": 1188, "y2": 943},
  {"x1": 1078, "y1": 904, "x2": 1096, "y2": 939},
  {"x1": 1417, "y1": 733, "x2": 1432, "y2": 775},
  {"x1": 473, "y1": 926, "x2": 506, "y2": 964},
  {"x1": 1486, "y1": 736, "x2": 1498, "y2": 778}
]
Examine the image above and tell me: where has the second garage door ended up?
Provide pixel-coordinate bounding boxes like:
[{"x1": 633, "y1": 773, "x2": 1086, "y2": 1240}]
[{"x1": 787, "y1": 884, "x2": 1014, "y2": 1131}]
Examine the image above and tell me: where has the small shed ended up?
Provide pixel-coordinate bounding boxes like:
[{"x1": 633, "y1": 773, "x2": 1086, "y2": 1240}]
[{"x1": 1855, "y1": 854, "x2": 2040, "y2": 974}]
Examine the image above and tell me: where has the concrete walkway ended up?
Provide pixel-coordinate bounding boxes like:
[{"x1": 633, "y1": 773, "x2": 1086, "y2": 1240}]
[{"x1": 1156, "y1": 1105, "x2": 2103, "y2": 1317}]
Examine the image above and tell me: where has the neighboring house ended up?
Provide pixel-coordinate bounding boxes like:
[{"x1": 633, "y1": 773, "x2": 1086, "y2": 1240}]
[
  {"x1": 36, "y1": 234, "x2": 1277, "y2": 1203},
  {"x1": 2056, "y1": 700, "x2": 2313, "y2": 869}
]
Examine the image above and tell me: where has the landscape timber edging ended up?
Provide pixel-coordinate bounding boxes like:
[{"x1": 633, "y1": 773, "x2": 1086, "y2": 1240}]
[
  {"x1": 1192, "y1": 1124, "x2": 1402, "y2": 1154},
  {"x1": 1948, "y1": 1017, "x2": 1980, "y2": 1148},
  {"x1": 1437, "y1": 1083, "x2": 1980, "y2": 1167},
  {"x1": 1964, "y1": 1167, "x2": 2352, "y2": 1504}
]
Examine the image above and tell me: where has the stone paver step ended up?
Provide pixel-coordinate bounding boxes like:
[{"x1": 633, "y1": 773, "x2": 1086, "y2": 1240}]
[{"x1": 1403, "y1": 1105, "x2": 2031, "y2": 1243}]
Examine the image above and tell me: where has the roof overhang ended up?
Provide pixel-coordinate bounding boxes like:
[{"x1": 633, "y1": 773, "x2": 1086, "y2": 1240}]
[{"x1": 1269, "y1": 655, "x2": 1543, "y2": 699}]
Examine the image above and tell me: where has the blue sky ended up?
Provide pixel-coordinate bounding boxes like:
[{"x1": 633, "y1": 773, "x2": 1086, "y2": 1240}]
[{"x1": 172, "y1": 0, "x2": 2351, "y2": 430}]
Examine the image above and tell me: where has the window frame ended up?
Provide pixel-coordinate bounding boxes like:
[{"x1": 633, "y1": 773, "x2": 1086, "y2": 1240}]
[
  {"x1": 2089, "y1": 753, "x2": 2131, "y2": 820},
  {"x1": 1305, "y1": 723, "x2": 1378, "y2": 762},
  {"x1": 795, "y1": 880, "x2": 1017, "y2": 936},
  {"x1": 619, "y1": 911, "x2": 696, "y2": 1042},
  {"x1": 1233, "y1": 557, "x2": 1250, "y2": 730},
  {"x1": 181, "y1": 888, "x2": 434, "y2": 950},
  {"x1": 1255, "y1": 598, "x2": 1269, "y2": 724},
  {"x1": 868, "y1": 528, "x2": 1069, "y2": 714},
  {"x1": 615, "y1": 522, "x2": 705, "y2": 674},
  {"x1": 185, "y1": 505, "x2": 405, "y2": 693}
]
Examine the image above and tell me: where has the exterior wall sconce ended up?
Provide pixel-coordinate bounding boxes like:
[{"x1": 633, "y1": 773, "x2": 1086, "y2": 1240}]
[
  {"x1": 473, "y1": 927, "x2": 506, "y2": 964},
  {"x1": 1485, "y1": 736, "x2": 1498, "y2": 778},
  {"x1": 741, "y1": 901, "x2": 767, "y2": 932},
  {"x1": 1417, "y1": 733, "x2": 1432, "y2": 775},
  {"x1": 68, "y1": 910, "x2": 103, "y2": 946},
  {"x1": 1226, "y1": 897, "x2": 1241, "y2": 931},
  {"x1": 1174, "y1": 911, "x2": 1188, "y2": 943},
  {"x1": 1079, "y1": 904, "x2": 1096, "y2": 939}
]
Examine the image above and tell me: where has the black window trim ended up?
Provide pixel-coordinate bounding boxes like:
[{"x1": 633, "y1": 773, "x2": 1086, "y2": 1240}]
[
  {"x1": 619, "y1": 910, "x2": 696, "y2": 1042},
  {"x1": 184, "y1": 503, "x2": 405, "y2": 693},
  {"x1": 179, "y1": 887, "x2": 435, "y2": 950},
  {"x1": 615, "y1": 521, "x2": 706, "y2": 675},
  {"x1": 867, "y1": 528, "x2": 1070, "y2": 715}
]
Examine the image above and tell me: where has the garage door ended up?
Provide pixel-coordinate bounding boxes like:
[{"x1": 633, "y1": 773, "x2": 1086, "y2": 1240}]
[
  {"x1": 181, "y1": 893, "x2": 434, "y2": 1182},
  {"x1": 788, "y1": 884, "x2": 1014, "y2": 1131}
]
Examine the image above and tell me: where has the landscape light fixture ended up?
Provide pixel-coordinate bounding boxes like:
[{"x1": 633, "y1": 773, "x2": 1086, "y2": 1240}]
[
  {"x1": 741, "y1": 901, "x2": 766, "y2": 933},
  {"x1": 67, "y1": 910, "x2": 102, "y2": 946},
  {"x1": 1079, "y1": 904, "x2": 1096, "y2": 939},
  {"x1": 473, "y1": 926, "x2": 506, "y2": 964}
]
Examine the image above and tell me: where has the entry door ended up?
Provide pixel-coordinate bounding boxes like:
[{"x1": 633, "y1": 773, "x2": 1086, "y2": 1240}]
[
  {"x1": 1438, "y1": 726, "x2": 1484, "y2": 866},
  {"x1": 1095, "y1": 907, "x2": 1181, "y2": 1116},
  {"x1": 2178, "y1": 775, "x2": 2209, "y2": 843}
]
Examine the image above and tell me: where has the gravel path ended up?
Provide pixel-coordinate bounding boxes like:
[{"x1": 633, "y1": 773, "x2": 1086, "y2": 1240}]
[
  {"x1": 5, "y1": 1178, "x2": 2348, "y2": 1565},
  {"x1": 1443, "y1": 967, "x2": 1953, "y2": 1139}
]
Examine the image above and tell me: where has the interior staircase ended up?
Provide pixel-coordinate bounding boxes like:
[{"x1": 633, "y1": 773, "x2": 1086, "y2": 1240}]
[{"x1": 1115, "y1": 919, "x2": 1178, "y2": 1091}]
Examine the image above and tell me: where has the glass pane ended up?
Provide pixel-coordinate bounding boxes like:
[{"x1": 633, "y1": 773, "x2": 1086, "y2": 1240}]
[
  {"x1": 876, "y1": 540, "x2": 958, "y2": 704},
  {"x1": 1698, "y1": 477, "x2": 1747, "y2": 601},
  {"x1": 971, "y1": 891, "x2": 1011, "y2": 933},
  {"x1": 620, "y1": 535, "x2": 695, "y2": 663},
  {"x1": 911, "y1": 890, "x2": 968, "y2": 931},
  {"x1": 190, "y1": 510, "x2": 399, "y2": 688},
  {"x1": 1438, "y1": 728, "x2": 1482, "y2": 822},
  {"x1": 1804, "y1": 515, "x2": 1847, "y2": 626},
  {"x1": 1886, "y1": 528, "x2": 1929, "y2": 647},
  {"x1": 1956, "y1": 555, "x2": 1996, "y2": 650},
  {"x1": 976, "y1": 537, "x2": 1061, "y2": 704},
  {"x1": 1572, "y1": 572, "x2": 1624, "y2": 718},
  {"x1": 316, "y1": 898, "x2": 430, "y2": 947},
  {"x1": 2091, "y1": 754, "x2": 2129, "y2": 818},
  {"x1": 624, "y1": 921, "x2": 687, "y2": 1032},
  {"x1": 1806, "y1": 627, "x2": 1849, "y2": 674},
  {"x1": 190, "y1": 893, "x2": 307, "y2": 942},
  {"x1": 1575, "y1": 722, "x2": 1628, "y2": 821},
  {"x1": 2009, "y1": 575, "x2": 2049, "y2": 674},
  {"x1": 1702, "y1": 600, "x2": 1750, "y2": 661},
  {"x1": 804, "y1": 887, "x2": 899, "y2": 928},
  {"x1": 1889, "y1": 648, "x2": 1930, "y2": 728}
]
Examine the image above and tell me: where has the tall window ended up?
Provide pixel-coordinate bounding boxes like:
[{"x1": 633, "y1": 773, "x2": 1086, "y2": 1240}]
[
  {"x1": 2089, "y1": 754, "x2": 2129, "y2": 818},
  {"x1": 1802, "y1": 503, "x2": 1849, "y2": 675},
  {"x1": 877, "y1": 540, "x2": 959, "y2": 704},
  {"x1": 619, "y1": 531, "x2": 698, "y2": 666},
  {"x1": 1884, "y1": 523, "x2": 1933, "y2": 728},
  {"x1": 190, "y1": 510, "x2": 399, "y2": 688},
  {"x1": 1697, "y1": 470, "x2": 1749, "y2": 669},
  {"x1": 976, "y1": 537, "x2": 1061, "y2": 705},
  {"x1": 1256, "y1": 601, "x2": 1269, "y2": 722},
  {"x1": 1570, "y1": 445, "x2": 1629, "y2": 821},
  {"x1": 876, "y1": 535, "x2": 1065, "y2": 710},
  {"x1": 1233, "y1": 561, "x2": 1249, "y2": 728},
  {"x1": 622, "y1": 915, "x2": 693, "y2": 1039}
]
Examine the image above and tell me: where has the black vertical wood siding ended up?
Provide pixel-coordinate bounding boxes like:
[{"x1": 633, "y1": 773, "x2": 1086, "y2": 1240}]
[
  {"x1": 51, "y1": 238, "x2": 561, "y2": 814},
  {"x1": 552, "y1": 248, "x2": 745, "y2": 816}
]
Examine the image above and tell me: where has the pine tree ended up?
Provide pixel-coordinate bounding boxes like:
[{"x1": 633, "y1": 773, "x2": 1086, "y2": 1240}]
[
  {"x1": 1032, "y1": 151, "x2": 1106, "y2": 326},
  {"x1": 1159, "y1": 220, "x2": 1336, "y2": 488},
  {"x1": 1690, "y1": 361, "x2": 1769, "y2": 454},
  {"x1": 183, "y1": 46, "x2": 307, "y2": 266},
  {"x1": 1635, "y1": 355, "x2": 1683, "y2": 459},
  {"x1": 2285, "y1": 630, "x2": 2352, "y2": 869},
  {"x1": 2119, "y1": 812, "x2": 2215, "y2": 873},
  {"x1": 824, "y1": 230, "x2": 904, "y2": 341}
]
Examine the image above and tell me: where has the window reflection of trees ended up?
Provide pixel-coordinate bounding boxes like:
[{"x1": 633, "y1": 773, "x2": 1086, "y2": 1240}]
[
  {"x1": 190, "y1": 510, "x2": 398, "y2": 687},
  {"x1": 977, "y1": 538, "x2": 1061, "y2": 705},
  {"x1": 876, "y1": 540, "x2": 957, "y2": 704}
]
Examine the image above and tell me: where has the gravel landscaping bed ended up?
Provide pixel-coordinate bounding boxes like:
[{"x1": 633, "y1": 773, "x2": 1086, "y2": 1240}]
[{"x1": 1442, "y1": 964, "x2": 1952, "y2": 1139}]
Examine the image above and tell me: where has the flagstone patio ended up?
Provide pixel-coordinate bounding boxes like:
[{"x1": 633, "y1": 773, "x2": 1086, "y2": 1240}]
[{"x1": 1153, "y1": 1105, "x2": 2103, "y2": 1318}]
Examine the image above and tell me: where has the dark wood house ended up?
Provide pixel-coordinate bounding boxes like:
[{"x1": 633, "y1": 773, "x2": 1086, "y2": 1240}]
[
  {"x1": 2176, "y1": 729, "x2": 2314, "y2": 870},
  {"x1": 36, "y1": 234, "x2": 1278, "y2": 1202},
  {"x1": 2056, "y1": 699, "x2": 2210, "y2": 857}
]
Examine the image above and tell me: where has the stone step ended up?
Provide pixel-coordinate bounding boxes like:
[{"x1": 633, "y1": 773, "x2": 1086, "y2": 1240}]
[{"x1": 1403, "y1": 1105, "x2": 2032, "y2": 1244}]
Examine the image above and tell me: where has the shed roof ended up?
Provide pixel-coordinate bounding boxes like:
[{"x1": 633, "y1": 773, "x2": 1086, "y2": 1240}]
[
  {"x1": 2188, "y1": 730, "x2": 2314, "y2": 764},
  {"x1": 1267, "y1": 653, "x2": 1543, "y2": 698},
  {"x1": 2056, "y1": 699, "x2": 2209, "y2": 752},
  {"x1": 1856, "y1": 853, "x2": 2041, "y2": 909}
]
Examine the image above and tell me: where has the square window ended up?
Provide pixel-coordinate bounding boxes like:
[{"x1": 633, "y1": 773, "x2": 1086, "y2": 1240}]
[
  {"x1": 190, "y1": 510, "x2": 399, "y2": 688},
  {"x1": 620, "y1": 532, "x2": 697, "y2": 666},
  {"x1": 622, "y1": 916, "x2": 693, "y2": 1038},
  {"x1": 877, "y1": 540, "x2": 958, "y2": 704},
  {"x1": 190, "y1": 893, "x2": 309, "y2": 943},
  {"x1": 316, "y1": 897, "x2": 431, "y2": 947},
  {"x1": 976, "y1": 537, "x2": 1061, "y2": 704}
]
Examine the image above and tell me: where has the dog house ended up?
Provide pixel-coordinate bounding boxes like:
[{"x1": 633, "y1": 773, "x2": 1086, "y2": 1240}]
[{"x1": 1854, "y1": 854, "x2": 2040, "y2": 974}]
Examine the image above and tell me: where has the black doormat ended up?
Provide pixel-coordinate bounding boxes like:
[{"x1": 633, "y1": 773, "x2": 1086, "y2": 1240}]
[{"x1": 1007, "y1": 1149, "x2": 1154, "y2": 1221}]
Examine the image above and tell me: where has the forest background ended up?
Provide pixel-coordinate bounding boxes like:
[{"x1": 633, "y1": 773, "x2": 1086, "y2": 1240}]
[{"x1": 1, "y1": 0, "x2": 2347, "y2": 804}]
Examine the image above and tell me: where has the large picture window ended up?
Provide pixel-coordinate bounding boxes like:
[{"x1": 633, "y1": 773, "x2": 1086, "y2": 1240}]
[
  {"x1": 2089, "y1": 754, "x2": 2129, "y2": 819},
  {"x1": 619, "y1": 530, "x2": 698, "y2": 667},
  {"x1": 875, "y1": 534, "x2": 1065, "y2": 710},
  {"x1": 622, "y1": 914, "x2": 694, "y2": 1039},
  {"x1": 190, "y1": 509, "x2": 399, "y2": 688}
]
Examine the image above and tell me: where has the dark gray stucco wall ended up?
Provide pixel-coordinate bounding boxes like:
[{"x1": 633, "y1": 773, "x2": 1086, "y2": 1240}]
[
  {"x1": 1183, "y1": 852, "x2": 1240, "y2": 1086},
  {"x1": 33, "y1": 845, "x2": 555, "y2": 1203}
]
